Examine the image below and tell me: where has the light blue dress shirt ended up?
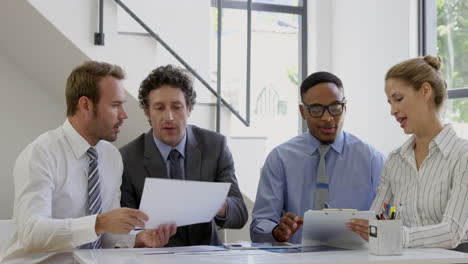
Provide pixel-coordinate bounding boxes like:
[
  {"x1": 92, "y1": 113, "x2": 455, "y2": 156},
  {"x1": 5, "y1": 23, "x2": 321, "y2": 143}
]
[
  {"x1": 250, "y1": 130, "x2": 386, "y2": 243},
  {"x1": 153, "y1": 132, "x2": 187, "y2": 179}
]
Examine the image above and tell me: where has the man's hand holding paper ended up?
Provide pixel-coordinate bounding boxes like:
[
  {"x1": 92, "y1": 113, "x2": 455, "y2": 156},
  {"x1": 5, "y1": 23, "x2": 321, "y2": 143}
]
[{"x1": 139, "y1": 178, "x2": 231, "y2": 229}]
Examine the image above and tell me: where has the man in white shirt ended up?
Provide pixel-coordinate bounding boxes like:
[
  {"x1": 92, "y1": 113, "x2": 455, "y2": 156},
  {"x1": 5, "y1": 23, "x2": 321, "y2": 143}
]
[{"x1": 0, "y1": 61, "x2": 176, "y2": 264}]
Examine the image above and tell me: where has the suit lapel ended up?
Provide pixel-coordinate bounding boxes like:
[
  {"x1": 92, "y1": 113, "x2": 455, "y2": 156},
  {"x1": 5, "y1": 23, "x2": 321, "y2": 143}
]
[
  {"x1": 185, "y1": 126, "x2": 202, "y2": 182},
  {"x1": 143, "y1": 129, "x2": 168, "y2": 179}
]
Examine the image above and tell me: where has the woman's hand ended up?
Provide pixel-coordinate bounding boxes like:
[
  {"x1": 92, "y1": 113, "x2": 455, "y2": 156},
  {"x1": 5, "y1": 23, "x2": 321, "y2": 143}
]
[{"x1": 346, "y1": 219, "x2": 369, "y2": 241}]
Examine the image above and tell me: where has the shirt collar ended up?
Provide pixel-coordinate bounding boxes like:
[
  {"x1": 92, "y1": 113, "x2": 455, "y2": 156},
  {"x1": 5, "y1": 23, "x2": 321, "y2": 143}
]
[
  {"x1": 153, "y1": 130, "x2": 187, "y2": 161},
  {"x1": 399, "y1": 124, "x2": 456, "y2": 159},
  {"x1": 431, "y1": 124, "x2": 457, "y2": 157},
  {"x1": 62, "y1": 118, "x2": 92, "y2": 160},
  {"x1": 399, "y1": 134, "x2": 415, "y2": 160},
  {"x1": 306, "y1": 130, "x2": 345, "y2": 155}
]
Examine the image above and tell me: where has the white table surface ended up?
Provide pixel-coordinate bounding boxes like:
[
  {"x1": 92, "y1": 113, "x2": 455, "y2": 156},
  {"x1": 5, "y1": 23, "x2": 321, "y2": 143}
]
[{"x1": 74, "y1": 247, "x2": 468, "y2": 264}]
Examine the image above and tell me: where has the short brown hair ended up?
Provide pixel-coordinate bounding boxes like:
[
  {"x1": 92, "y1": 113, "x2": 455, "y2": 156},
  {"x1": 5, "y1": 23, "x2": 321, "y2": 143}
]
[
  {"x1": 66, "y1": 61, "x2": 125, "y2": 116},
  {"x1": 386, "y1": 55, "x2": 447, "y2": 110},
  {"x1": 138, "y1": 65, "x2": 196, "y2": 111}
]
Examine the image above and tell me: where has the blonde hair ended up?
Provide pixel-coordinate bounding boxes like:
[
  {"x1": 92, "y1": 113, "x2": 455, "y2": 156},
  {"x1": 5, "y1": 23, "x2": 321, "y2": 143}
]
[{"x1": 385, "y1": 55, "x2": 447, "y2": 109}]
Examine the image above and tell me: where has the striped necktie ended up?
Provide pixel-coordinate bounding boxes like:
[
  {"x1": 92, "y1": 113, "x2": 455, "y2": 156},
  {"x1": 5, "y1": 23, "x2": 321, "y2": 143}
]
[
  {"x1": 314, "y1": 144, "x2": 331, "y2": 210},
  {"x1": 85, "y1": 147, "x2": 102, "y2": 249}
]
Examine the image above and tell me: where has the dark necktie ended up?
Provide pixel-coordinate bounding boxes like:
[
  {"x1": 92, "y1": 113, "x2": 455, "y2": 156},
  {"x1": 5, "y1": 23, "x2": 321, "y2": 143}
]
[
  {"x1": 85, "y1": 147, "x2": 102, "y2": 249},
  {"x1": 169, "y1": 149, "x2": 183, "y2": 180},
  {"x1": 314, "y1": 144, "x2": 331, "y2": 210},
  {"x1": 168, "y1": 149, "x2": 190, "y2": 245}
]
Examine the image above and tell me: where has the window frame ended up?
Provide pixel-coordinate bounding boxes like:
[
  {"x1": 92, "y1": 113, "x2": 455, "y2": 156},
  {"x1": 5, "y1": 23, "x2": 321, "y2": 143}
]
[
  {"x1": 419, "y1": 0, "x2": 468, "y2": 99},
  {"x1": 211, "y1": 0, "x2": 308, "y2": 133}
]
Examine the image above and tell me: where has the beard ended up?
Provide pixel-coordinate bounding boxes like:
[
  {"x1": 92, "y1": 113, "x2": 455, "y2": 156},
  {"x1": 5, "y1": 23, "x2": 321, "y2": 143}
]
[{"x1": 88, "y1": 115, "x2": 119, "y2": 143}]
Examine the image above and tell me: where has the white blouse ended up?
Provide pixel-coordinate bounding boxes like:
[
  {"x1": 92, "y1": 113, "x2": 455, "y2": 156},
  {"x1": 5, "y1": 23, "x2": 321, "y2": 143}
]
[{"x1": 371, "y1": 124, "x2": 468, "y2": 248}]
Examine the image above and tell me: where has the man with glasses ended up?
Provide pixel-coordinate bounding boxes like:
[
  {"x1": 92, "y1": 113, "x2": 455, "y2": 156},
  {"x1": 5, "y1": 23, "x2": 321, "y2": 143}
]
[{"x1": 250, "y1": 71, "x2": 385, "y2": 243}]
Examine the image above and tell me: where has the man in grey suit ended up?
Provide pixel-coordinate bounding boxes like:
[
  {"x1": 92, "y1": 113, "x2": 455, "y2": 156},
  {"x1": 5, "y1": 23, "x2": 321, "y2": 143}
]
[{"x1": 120, "y1": 65, "x2": 248, "y2": 247}]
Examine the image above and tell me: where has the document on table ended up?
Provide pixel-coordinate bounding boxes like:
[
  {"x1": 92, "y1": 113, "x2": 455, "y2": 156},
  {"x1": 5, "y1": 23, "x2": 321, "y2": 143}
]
[
  {"x1": 139, "y1": 246, "x2": 228, "y2": 255},
  {"x1": 302, "y1": 209, "x2": 373, "y2": 249},
  {"x1": 224, "y1": 241, "x2": 298, "y2": 250},
  {"x1": 139, "y1": 178, "x2": 231, "y2": 229}
]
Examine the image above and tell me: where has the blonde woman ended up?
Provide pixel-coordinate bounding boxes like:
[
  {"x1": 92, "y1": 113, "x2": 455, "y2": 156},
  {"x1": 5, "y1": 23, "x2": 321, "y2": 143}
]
[{"x1": 348, "y1": 55, "x2": 468, "y2": 249}]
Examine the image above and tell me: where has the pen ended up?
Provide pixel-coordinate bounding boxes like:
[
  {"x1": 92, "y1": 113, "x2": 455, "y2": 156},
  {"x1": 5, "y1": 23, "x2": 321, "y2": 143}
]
[
  {"x1": 395, "y1": 203, "x2": 403, "y2": 220},
  {"x1": 385, "y1": 204, "x2": 391, "y2": 217},
  {"x1": 382, "y1": 203, "x2": 393, "y2": 218},
  {"x1": 389, "y1": 206, "x2": 395, "y2": 219}
]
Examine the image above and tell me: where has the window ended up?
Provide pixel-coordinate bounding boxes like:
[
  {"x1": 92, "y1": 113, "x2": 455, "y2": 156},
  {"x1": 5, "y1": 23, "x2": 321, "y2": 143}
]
[
  {"x1": 422, "y1": 0, "x2": 468, "y2": 137},
  {"x1": 211, "y1": 0, "x2": 306, "y2": 199},
  {"x1": 211, "y1": 0, "x2": 306, "y2": 153}
]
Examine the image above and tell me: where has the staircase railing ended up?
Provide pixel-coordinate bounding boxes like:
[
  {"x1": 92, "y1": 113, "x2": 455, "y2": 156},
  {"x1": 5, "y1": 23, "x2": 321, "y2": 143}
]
[{"x1": 96, "y1": 0, "x2": 252, "y2": 132}]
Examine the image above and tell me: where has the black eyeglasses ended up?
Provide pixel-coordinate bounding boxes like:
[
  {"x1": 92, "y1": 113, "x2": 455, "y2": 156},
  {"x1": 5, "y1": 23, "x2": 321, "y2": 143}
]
[{"x1": 303, "y1": 98, "x2": 347, "y2": 118}]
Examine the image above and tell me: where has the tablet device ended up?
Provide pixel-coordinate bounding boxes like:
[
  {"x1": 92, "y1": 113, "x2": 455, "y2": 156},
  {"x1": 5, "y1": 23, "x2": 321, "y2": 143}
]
[{"x1": 301, "y1": 210, "x2": 373, "y2": 249}]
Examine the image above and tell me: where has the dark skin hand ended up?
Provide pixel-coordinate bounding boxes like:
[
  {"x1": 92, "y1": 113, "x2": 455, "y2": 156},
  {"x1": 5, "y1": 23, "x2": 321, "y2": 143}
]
[
  {"x1": 272, "y1": 212, "x2": 304, "y2": 242},
  {"x1": 346, "y1": 219, "x2": 369, "y2": 240}
]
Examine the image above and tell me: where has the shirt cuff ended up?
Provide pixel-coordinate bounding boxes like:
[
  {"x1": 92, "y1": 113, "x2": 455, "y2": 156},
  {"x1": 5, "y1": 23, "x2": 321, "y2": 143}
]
[
  {"x1": 215, "y1": 201, "x2": 229, "y2": 221},
  {"x1": 252, "y1": 220, "x2": 278, "y2": 242},
  {"x1": 71, "y1": 214, "x2": 99, "y2": 246},
  {"x1": 118, "y1": 233, "x2": 137, "y2": 248},
  {"x1": 272, "y1": 224, "x2": 279, "y2": 240}
]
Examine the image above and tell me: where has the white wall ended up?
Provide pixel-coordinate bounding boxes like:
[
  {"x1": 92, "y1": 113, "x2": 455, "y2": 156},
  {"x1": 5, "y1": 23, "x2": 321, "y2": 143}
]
[
  {"x1": 27, "y1": 0, "x2": 217, "y2": 132},
  {"x1": 0, "y1": 53, "x2": 65, "y2": 219},
  {"x1": 28, "y1": 0, "x2": 157, "y2": 97},
  {"x1": 117, "y1": 0, "x2": 214, "y2": 104},
  {"x1": 229, "y1": 137, "x2": 266, "y2": 201},
  {"x1": 309, "y1": 0, "x2": 418, "y2": 155},
  {"x1": 28, "y1": 0, "x2": 213, "y2": 103}
]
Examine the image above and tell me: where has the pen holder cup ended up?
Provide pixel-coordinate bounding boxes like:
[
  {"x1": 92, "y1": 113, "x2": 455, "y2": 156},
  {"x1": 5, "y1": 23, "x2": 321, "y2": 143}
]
[{"x1": 368, "y1": 219, "x2": 403, "y2": 256}]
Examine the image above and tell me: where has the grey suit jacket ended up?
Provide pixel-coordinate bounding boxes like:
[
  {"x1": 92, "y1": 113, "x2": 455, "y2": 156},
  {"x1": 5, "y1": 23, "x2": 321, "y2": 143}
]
[{"x1": 120, "y1": 125, "x2": 248, "y2": 246}]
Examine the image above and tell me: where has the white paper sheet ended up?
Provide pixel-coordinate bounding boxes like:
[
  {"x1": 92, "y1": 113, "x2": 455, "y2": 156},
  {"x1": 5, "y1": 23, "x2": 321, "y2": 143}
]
[
  {"x1": 139, "y1": 178, "x2": 231, "y2": 229},
  {"x1": 302, "y1": 210, "x2": 373, "y2": 249},
  {"x1": 139, "y1": 246, "x2": 228, "y2": 255}
]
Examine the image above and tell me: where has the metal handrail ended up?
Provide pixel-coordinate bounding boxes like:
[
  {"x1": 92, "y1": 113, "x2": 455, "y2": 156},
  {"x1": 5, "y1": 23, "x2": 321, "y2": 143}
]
[
  {"x1": 246, "y1": 0, "x2": 252, "y2": 132},
  {"x1": 113, "y1": 0, "x2": 251, "y2": 130},
  {"x1": 94, "y1": 0, "x2": 104, "y2": 45},
  {"x1": 216, "y1": 1, "x2": 222, "y2": 132}
]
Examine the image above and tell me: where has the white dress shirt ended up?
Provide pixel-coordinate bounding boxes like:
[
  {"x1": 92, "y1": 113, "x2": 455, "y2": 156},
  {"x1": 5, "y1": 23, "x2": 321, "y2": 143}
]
[
  {"x1": 371, "y1": 124, "x2": 468, "y2": 249},
  {"x1": 0, "y1": 119, "x2": 135, "y2": 264}
]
